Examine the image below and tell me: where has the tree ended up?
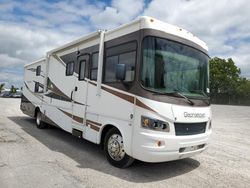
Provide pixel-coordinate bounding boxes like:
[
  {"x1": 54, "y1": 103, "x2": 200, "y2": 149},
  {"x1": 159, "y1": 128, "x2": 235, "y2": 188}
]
[
  {"x1": 209, "y1": 57, "x2": 240, "y2": 95},
  {"x1": 10, "y1": 85, "x2": 17, "y2": 93},
  {"x1": 0, "y1": 83, "x2": 5, "y2": 93},
  {"x1": 237, "y1": 78, "x2": 250, "y2": 98},
  {"x1": 209, "y1": 57, "x2": 250, "y2": 105}
]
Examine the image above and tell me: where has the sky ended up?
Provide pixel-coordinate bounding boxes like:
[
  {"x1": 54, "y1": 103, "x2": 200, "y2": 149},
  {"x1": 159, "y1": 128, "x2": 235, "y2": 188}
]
[{"x1": 0, "y1": 0, "x2": 250, "y2": 88}]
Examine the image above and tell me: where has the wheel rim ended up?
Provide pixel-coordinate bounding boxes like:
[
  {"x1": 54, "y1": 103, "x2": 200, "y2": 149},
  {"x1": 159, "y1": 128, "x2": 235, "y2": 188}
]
[
  {"x1": 36, "y1": 112, "x2": 41, "y2": 125},
  {"x1": 107, "y1": 134, "x2": 125, "y2": 161}
]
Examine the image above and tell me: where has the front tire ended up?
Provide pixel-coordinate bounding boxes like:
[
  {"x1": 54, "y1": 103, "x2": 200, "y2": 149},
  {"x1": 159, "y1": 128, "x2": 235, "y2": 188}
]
[
  {"x1": 36, "y1": 110, "x2": 47, "y2": 129},
  {"x1": 104, "y1": 128, "x2": 134, "y2": 168}
]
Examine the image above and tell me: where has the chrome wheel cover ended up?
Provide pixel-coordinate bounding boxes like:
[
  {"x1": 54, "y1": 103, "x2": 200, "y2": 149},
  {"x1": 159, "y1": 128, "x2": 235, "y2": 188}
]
[{"x1": 107, "y1": 134, "x2": 125, "y2": 161}]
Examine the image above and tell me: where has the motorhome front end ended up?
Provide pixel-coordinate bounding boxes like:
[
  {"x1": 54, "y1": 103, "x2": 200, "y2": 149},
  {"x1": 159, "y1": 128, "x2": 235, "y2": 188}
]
[{"x1": 21, "y1": 17, "x2": 211, "y2": 168}]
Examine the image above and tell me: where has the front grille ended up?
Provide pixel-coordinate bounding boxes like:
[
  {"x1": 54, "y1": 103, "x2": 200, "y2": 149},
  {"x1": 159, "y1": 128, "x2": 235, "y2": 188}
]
[{"x1": 174, "y1": 122, "x2": 206, "y2": 136}]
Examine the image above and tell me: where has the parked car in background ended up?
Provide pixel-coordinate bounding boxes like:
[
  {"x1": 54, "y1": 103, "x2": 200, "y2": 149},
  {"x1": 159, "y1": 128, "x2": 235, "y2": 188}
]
[
  {"x1": 0, "y1": 89, "x2": 22, "y2": 98},
  {"x1": 11, "y1": 91, "x2": 22, "y2": 98},
  {"x1": 0, "y1": 89, "x2": 11, "y2": 97}
]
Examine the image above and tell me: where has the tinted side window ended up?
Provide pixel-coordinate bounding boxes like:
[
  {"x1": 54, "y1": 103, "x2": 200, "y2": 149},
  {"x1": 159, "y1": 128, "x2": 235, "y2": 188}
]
[
  {"x1": 66, "y1": 61, "x2": 74, "y2": 76},
  {"x1": 79, "y1": 60, "x2": 86, "y2": 80},
  {"x1": 106, "y1": 42, "x2": 137, "y2": 56},
  {"x1": 91, "y1": 52, "x2": 99, "y2": 80},
  {"x1": 104, "y1": 41, "x2": 137, "y2": 83},
  {"x1": 105, "y1": 56, "x2": 119, "y2": 82},
  {"x1": 36, "y1": 65, "x2": 41, "y2": 76},
  {"x1": 119, "y1": 51, "x2": 136, "y2": 82},
  {"x1": 34, "y1": 82, "x2": 39, "y2": 92}
]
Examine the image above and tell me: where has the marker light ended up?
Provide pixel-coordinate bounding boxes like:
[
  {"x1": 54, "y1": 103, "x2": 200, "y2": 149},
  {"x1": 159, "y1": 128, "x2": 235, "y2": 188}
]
[
  {"x1": 141, "y1": 116, "x2": 170, "y2": 132},
  {"x1": 209, "y1": 121, "x2": 212, "y2": 129},
  {"x1": 157, "y1": 141, "x2": 165, "y2": 147}
]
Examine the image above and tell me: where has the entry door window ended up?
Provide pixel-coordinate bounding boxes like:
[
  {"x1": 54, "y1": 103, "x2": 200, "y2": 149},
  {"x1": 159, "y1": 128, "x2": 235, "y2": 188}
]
[
  {"x1": 79, "y1": 60, "x2": 86, "y2": 80},
  {"x1": 36, "y1": 65, "x2": 41, "y2": 76}
]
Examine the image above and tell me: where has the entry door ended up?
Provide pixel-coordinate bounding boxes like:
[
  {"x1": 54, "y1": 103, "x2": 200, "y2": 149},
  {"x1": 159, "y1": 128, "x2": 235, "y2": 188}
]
[{"x1": 71, "y1": 54, "x2": 89, "y2": 130}]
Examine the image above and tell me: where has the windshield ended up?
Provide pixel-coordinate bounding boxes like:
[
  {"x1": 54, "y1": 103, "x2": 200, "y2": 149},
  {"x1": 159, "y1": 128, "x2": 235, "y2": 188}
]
[{"x1": 141, "y1": 36, "x2": 209, "y2": 98}]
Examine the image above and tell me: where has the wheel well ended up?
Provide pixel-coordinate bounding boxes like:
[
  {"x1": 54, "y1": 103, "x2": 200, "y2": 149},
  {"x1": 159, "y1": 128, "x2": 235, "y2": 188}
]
[
  {"x1": 34, "y1": 107, "x2": 40, "y2": 118},
  {"x1": 100, "y1": 124, "x2": 119, "y2": 149}
]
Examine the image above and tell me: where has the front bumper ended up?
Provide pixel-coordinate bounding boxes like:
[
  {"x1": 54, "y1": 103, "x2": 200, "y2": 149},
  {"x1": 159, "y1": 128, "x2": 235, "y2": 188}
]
[{"x1": 132, "y1": 130, "x2": 211, "y2": 163}]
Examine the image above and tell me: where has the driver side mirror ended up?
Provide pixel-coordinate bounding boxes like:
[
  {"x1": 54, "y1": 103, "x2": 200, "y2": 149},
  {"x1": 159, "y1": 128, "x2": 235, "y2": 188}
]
[{"x1": 115, "y1": 64, "x2": 126, "y2": 81}]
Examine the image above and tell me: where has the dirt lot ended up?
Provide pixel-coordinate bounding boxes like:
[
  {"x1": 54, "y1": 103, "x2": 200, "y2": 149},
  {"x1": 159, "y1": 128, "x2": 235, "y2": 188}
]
[{"x1": 0, "y1": 98, "x2": 249, "y2": 188}]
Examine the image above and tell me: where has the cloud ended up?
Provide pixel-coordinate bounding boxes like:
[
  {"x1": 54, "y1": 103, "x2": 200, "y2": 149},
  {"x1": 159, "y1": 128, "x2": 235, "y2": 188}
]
[
  {"x1": 0, "y1": 1, "x2": 17, "y2": 12},
  {"x1": 0, "y1": 0, "x2": 98, "y2": 88},
  {"x1": 1, "y1": 0, "x2": 250, "y2": 88},
  {"x1": 143, "y1": 0, "x2": 250, "y2": 77},
  {"x1": 0, "y1": 54, "x2": 25, "y2": 68},
  {"x1": 0, "y1": 21, "x2": 77, "y2": 60},
  {"x1": 0, "y1": 71, "x2": 23, "y2": 88},
  {"x1": 90, "y1": 0, "x2": 144, "y2": 29}
]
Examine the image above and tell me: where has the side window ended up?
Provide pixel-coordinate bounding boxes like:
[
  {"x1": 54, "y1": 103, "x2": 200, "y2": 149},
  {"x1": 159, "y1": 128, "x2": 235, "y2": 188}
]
[
  {"x1": 104, "y1": 41, "x2": 137, "y2": 83},
  {"x1": 91, "y1": 52, "x2": 99, "y2": 80},
  {"x1": 36, "y1": 65, "x2": 41, "y2": 76},
  {"x1": 105, "y1": 56, "x2": 118, "y2": 82},
  {"x1": 66, "y1": 61, "x2": 74, "y2": 76},
  {"x1": 79, "y1": 60, "x2": 86, "y2": 80},
  {"x1": 34, "y1": 82, "x2": 39, "y2": 92},
  {"x1": 119, "y1": 51, "x2": 136, "y2": 82}
]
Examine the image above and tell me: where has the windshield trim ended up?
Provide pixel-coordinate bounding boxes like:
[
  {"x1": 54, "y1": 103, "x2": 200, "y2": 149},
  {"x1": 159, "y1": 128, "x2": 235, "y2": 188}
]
[{"x1": 139, "y1": 35, "x2": 210, "y2": 100}]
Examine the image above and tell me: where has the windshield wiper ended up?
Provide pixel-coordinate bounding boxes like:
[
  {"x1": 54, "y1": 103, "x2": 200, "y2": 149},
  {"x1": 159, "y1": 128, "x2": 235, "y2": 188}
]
[
  {"x1": 189, "y1": 90, "x2": 209, "y2": 99},
  {"x1": 153, "y1": 91, "x2": 194, "y2": 106},
  {"x1": 185, "y1": 90, "x2": 210, "y2": 105}
]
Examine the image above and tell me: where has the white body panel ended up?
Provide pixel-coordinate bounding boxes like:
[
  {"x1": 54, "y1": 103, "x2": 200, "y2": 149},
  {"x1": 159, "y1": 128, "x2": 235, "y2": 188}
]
[
  {"x1": 21, "y1": 16, "x2": 211, "y2": 163},
  {"x1": 132, "y1": 96, "x2": 211, "y2": 162}
]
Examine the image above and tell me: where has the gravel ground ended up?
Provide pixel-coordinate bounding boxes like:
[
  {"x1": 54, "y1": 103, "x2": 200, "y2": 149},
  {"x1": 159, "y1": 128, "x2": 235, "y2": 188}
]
[{"x1": 0, "y1": 98, "x2": 250, "y2": 188}]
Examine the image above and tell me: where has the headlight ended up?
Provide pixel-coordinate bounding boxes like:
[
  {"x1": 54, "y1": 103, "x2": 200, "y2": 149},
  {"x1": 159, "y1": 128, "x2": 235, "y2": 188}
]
[{"x1": 141, "y1": 116, "x2": 170, "y2": 132}]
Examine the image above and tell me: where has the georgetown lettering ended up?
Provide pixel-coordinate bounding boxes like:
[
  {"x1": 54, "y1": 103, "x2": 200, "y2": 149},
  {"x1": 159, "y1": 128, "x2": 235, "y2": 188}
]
[{"x1": 184, "y1": 112, "x2": 205, "y2": 118}]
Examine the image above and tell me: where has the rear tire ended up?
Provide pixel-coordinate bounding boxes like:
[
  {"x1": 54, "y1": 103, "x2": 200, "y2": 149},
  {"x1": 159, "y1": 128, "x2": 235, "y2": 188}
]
[
  {"x1": 104, "y1": 128, "x2": 134, "y2": 168},
  {"x1": 36, "y1": 110, "x2": 47, "y2": 129}
]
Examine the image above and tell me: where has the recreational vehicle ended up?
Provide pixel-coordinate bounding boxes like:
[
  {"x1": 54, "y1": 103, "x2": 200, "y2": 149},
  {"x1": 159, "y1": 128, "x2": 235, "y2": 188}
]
[{"x1": 21, "y1": 16, "x2": 212, "y2": 168}]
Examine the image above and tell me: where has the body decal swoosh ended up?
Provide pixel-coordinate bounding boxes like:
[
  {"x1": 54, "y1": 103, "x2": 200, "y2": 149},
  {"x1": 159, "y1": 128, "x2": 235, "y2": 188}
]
[{"x1": 58, "y1": 108, "x2": 101, "y2": 132}]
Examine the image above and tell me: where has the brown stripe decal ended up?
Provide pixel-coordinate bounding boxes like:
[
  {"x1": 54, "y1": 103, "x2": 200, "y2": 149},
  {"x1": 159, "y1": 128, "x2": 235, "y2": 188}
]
[
  {"x1": 88, "y1": 81, "x2": 97, "y2": 86},
  {"x1": 59, "y1": 109, "x2": 72, "y2": 118},
  {"x1": 89, "y1": 81, "x2": 155, "y2": 113},
  {"x1": 102, "y1": 87, "x2": 155, "y2": 113},
  {"x1": 89, "y1": 81, "x2": 134, "y2": 104},
  {"x1": 73, "y1": 115, "x2": 83, "y2": 124},
  {"x1": 86, "y1": 120, "x2": 100, "y2": 131},
  {"x1": 136, "y1": 98, "x2": 156, "y2": 113},
  {"x1": 58, "y1": 109, "x2": 83, "y2": 123},
  {"x1": 47, "y1": 78, "x2": 85, "y2": 106},
  {"x1": 47, "y1": 78, "x2": 71, "y2": 101},
  {"x1": 89, "y1": 124, "x2": 100, "y2": 131},
  {"x1": 58, "y1": 109, "x2": 101, "y2": 131},
  {"x1": 102, "y1": 86, "x2": 134, "y2": 104},
  {"x1": 74, "y1": 101, "x2": 86, "y2": 105},
  {"x1": 86, "y1": 119, "x2": 101, "y2": 127}
]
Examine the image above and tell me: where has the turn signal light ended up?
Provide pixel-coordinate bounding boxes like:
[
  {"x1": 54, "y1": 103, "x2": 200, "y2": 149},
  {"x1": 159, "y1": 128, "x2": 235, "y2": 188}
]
[{"x1": 156, "y1": 141, "x2": 165, "y2": 147}]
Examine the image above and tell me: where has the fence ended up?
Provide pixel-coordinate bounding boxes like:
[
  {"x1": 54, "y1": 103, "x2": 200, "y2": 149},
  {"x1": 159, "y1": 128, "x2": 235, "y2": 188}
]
[{"x1": 211, "y1": 93, "x2": 250, "y2": 106}]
